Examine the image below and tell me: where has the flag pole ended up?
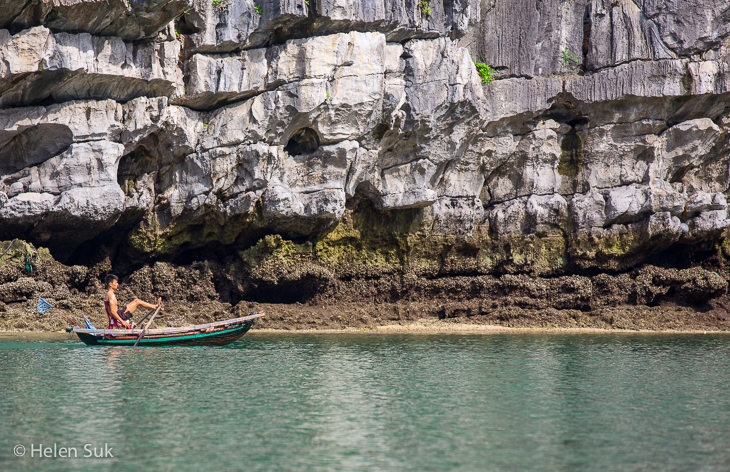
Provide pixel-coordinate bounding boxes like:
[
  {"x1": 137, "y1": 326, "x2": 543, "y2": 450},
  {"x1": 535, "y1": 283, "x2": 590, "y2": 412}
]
[
  {"x1": 37, "y1": 297, "x2": 79, "y2": 326},
  {"x1": 54, "y1": 306, "x2": 79, "y2": 326}
]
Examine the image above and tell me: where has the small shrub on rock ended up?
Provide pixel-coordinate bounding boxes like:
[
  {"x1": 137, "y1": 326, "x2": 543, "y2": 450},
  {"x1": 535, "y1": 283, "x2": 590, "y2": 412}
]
[{"x1": 473, "y1": 62, "x2": 494, "y2": 83}]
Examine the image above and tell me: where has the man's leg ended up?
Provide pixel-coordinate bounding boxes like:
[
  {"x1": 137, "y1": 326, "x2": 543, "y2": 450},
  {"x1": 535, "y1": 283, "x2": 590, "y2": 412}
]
[{"x1": 124, "y1": 299, "x2": 157, "y2": 315}]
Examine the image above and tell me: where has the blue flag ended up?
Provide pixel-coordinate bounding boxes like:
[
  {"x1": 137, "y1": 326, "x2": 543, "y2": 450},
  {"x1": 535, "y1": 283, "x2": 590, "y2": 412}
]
[
  {"x1": 83, "y1": 314, "x2": 95, "y2": 330},
  {"x1": 37, "y1": 297, "x2": 53, "y2": 314}
]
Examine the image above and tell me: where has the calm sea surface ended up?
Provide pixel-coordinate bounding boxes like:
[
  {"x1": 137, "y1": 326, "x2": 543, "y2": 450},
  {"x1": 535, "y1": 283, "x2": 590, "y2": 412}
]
[{"x1": 0, "y1": 332, "x2": 729, "y2": 471}]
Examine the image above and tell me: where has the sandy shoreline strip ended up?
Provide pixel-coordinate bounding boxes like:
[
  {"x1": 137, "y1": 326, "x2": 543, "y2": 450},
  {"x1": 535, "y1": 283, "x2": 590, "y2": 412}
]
[
  {"x1": 252, "y1": 322, "x2": 729, "y2": 334},
  {"x1": 1, "y1": 319, "x2": 729, "y2": 338}
]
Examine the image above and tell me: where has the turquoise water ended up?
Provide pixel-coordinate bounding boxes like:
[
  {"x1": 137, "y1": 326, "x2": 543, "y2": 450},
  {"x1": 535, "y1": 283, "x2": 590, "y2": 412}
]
[{"x1": 0, "y1": 332, "x2": 729, "y2": 471}]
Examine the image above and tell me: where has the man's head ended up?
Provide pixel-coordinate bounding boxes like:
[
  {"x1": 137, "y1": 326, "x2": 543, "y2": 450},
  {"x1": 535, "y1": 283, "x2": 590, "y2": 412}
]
[{"x1": 105, "y1": 274, "x2": 119, "y2": 289}]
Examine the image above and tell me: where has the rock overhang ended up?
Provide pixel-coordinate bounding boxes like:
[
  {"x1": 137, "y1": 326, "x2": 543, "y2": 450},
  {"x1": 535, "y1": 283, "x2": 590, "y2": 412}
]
[{"x1": 0, "y1": 0, "x2": 727, "y2": 272}]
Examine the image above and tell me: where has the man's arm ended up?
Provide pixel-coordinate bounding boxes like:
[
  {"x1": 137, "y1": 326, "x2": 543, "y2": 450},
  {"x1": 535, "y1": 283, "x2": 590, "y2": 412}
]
[{"x1": 109, "y1": 293, "x2": 130, "y2": 329}]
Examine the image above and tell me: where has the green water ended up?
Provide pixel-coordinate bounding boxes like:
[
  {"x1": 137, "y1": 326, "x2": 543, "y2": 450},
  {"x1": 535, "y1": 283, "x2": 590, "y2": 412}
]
[{"x1": 1, "y1": 333, "x2": 729, "y2": 471}]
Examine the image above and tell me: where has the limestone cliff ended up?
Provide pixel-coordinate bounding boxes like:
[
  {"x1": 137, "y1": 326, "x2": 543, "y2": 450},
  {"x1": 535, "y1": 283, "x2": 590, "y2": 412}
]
[{"x1": 1, "y1": 0, "x2": 730, "y2": 329}]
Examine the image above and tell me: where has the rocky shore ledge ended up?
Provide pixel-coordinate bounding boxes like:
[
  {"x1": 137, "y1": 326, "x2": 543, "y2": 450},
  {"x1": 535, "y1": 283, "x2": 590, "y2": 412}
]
[
  {"x1": 1, "y1": 0, "x2": 729, "y2": 331},
  {"x1": 1, "y1": 237, "x2": 730, "y2": 332}
]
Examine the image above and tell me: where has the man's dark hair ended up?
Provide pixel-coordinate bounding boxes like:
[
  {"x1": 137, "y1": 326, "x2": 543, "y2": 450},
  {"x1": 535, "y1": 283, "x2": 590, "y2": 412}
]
[{"x1": 105, "y1": 274, "x2": 119, "y2": 287}]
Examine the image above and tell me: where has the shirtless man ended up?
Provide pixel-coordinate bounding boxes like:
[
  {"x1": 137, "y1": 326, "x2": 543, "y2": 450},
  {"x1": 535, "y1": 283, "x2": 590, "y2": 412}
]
[{"x1": 104, "y1": 274, "x2": 162, "y2": 329}]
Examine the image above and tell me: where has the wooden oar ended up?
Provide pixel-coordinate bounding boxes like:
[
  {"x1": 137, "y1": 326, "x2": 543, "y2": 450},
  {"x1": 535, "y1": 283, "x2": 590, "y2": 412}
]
[
  {"x1": 134, "y1": 306, "x2": 157, "y2": 328},
  {"x1": 133, "y1": 304, "x2": 162, "y2": 347}
]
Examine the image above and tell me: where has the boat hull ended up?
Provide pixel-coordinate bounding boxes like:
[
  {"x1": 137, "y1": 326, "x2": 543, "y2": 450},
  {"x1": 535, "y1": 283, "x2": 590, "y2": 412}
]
[{"x1": 74, "y1": 313, "x2": 261, "y2": 347}]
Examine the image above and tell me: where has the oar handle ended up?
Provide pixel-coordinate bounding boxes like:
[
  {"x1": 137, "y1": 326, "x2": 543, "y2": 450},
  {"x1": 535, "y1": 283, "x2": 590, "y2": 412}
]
[{"x1": 135, "y1": 306, "x2": 157, "y2": 327}]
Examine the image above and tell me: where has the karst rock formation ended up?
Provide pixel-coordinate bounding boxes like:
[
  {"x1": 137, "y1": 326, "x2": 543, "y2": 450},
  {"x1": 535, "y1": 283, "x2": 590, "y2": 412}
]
[{"x1": 1, "y1": 0, "x2": 730, "y2": 327}]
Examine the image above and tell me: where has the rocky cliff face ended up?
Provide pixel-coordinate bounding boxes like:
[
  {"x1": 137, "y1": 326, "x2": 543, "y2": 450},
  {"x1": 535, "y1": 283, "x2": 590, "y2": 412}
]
[{"x1": 1, "y1": 0, "x2": 730, "y2": 329}]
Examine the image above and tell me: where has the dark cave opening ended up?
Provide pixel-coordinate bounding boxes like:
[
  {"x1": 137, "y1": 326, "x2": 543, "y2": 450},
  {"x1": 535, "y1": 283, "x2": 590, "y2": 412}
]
[
  {"x1": 243, "y1": 277, "x2": 327, "y2": 305},
  {"x1": 284, "y1": 128, "x2": 320, "y2": 155},
  {"x1": 174, "y1": 15, "x2": 200, "y2": 35}
]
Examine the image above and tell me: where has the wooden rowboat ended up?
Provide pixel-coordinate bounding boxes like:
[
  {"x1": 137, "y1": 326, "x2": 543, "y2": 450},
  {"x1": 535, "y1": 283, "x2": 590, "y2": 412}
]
[{"x1": 73, "y1": 311, "x2": 263, "y2": 347}]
